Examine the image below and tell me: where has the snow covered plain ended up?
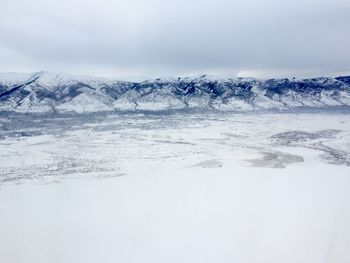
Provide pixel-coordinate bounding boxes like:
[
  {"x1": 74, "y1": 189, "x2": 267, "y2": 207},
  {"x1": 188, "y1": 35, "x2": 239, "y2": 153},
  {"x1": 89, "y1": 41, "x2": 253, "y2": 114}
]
[{"x1": 0, "y1": 111, "x2": 350, "y2": 263}]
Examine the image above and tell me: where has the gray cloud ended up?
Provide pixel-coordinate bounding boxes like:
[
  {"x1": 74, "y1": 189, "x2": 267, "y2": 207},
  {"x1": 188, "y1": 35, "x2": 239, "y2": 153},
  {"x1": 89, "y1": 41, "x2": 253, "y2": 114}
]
[{"x1": 1, "y1": 0, "x2": 350, "y2": 80}]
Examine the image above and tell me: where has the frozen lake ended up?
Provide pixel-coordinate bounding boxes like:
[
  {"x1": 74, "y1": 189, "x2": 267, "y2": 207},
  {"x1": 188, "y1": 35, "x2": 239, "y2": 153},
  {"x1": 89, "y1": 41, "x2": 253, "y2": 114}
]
[{"x1": 0, "y1": 112, "x2": 350, "y2": 263}]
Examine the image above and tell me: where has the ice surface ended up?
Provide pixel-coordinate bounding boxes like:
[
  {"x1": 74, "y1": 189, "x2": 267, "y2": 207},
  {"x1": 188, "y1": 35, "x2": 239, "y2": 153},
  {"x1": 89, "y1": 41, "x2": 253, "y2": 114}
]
[{"x1": 0, "y1": 112, "x2": 350, "y2": 263}]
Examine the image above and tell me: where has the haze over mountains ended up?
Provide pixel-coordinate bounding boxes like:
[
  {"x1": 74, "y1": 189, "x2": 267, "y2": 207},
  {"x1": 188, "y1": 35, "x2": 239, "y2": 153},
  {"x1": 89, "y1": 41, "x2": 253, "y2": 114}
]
[{"x1": 0, "y1": 71, "x2": 350, "y2": 113}]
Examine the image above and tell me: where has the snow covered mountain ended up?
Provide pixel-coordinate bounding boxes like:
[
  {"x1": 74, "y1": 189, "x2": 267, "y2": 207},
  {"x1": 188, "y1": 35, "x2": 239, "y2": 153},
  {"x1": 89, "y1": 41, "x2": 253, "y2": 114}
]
[{"x1": 1, "y1": 71, "x2": 350, "y2": 113}]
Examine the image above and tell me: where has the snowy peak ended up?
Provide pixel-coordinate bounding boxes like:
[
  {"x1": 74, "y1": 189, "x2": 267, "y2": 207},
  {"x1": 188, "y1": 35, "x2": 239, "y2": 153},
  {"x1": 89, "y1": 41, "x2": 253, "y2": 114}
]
[{"x1": 0, "y1": 72, "x2": 350, "y2": 113}]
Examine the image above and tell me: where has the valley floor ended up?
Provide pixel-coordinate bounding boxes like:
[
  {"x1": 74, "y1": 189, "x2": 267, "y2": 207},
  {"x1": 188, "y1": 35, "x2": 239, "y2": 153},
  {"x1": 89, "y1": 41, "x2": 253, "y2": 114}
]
[{"x1": 0, "y1": 112, "x2": 350, "y2": 263}]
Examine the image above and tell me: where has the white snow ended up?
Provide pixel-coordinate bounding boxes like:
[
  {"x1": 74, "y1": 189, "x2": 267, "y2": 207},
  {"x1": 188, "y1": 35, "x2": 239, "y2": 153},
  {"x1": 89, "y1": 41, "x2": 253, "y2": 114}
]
[
  {"x1": 56, "y1": 93, "x2": 112, "y2": 113},
  {"x1": 0, "y1": 113, "x2": 350, "y2": 263}
]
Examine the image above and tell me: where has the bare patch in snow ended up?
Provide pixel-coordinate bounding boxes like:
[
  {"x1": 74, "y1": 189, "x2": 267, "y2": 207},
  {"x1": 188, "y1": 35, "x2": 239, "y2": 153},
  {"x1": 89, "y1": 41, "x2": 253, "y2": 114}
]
[
  {"x1": 247, "y1": 151, "x2": 304, "y2": 168},
  {"x1": 192, "y1": 159, "x2": 223, "y2": 169}
]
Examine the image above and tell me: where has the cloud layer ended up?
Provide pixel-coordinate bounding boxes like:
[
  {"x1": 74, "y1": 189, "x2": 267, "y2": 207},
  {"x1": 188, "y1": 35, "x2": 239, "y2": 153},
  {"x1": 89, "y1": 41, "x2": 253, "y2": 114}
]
[{"x1": 1, "y1": 0, "x2": 350, "y2": 80}]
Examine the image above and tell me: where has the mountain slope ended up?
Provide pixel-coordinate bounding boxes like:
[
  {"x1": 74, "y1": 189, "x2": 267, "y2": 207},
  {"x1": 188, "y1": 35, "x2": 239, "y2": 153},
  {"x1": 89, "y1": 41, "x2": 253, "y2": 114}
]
[{"x1": 0, "y1": 72, "x2": 350, "y2": 113}]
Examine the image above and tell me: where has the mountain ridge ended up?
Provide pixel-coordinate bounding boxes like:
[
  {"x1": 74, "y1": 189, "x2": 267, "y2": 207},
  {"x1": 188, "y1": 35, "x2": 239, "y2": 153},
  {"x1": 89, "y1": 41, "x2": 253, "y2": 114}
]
[{"x1": 1, "y1": 71, "x2": 350, "y2": 113}]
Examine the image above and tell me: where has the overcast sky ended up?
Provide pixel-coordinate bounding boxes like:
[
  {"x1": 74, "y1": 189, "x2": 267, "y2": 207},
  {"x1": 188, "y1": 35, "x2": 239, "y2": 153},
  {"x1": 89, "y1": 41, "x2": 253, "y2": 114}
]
[{"x1": 1, "y1": 0, "x2": 350, "y2": 80}]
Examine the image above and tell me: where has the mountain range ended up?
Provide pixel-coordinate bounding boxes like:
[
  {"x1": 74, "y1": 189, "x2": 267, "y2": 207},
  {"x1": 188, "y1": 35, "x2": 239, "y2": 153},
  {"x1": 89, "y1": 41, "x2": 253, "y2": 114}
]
[{"x1": 1, "y1": 71, "x2": 350, "y2": 113}]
